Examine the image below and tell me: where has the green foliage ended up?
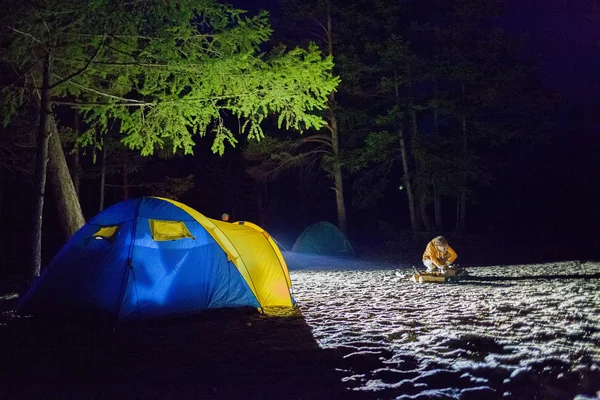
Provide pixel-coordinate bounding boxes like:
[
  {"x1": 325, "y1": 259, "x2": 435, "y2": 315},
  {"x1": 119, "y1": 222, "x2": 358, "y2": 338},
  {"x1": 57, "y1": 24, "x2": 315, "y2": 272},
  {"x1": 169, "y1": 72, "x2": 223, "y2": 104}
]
[
  {"x1": 347, "y1": 130, "x2": 400, "y2": 209},
  {"x1": 251, "y1": 0, "x2": 553, "y2": 227},
  {"x1": 351, "y1": 0, "x2": 547, "y2": 211},
  {"x1": 345, "y1": 130, "x2": 397, "y2": 173},
  {"x1": 249, "y1": 0, "x2": 379, "y2": 192},
  {"x1": 0, "y1": 0, "x2": 339, "y2": 156}
]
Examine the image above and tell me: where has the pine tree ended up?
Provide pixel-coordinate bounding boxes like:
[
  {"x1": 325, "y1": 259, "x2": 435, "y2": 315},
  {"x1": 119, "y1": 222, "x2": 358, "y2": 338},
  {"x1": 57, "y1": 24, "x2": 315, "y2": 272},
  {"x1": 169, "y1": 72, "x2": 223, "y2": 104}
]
[{"x1": 0, "y1": 0, "x2": 338, "y2": 279}]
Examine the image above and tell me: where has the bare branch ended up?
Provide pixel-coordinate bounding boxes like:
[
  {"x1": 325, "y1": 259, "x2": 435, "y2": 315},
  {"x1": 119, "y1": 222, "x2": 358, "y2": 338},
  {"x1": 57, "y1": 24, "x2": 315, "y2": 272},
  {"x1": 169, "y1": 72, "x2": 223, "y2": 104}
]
[
  {"x1": 52, "y1": 100, "x2": 153, "y2": 107},
  {"x1": 312, "y1": 17, "x2": 329, "y2": 43},
  {"x1": 9, "y1": 27, "x2": 43, "y2": 44},
  {"x1": 294, "y1": 25, "x2": 327, "y2": 44},
  {"x1": 265, "y1": 148, "x2": 329, "y2": 178},
  {"x1": 302, "y1": 134, "x2": 333, "y2": 147}
]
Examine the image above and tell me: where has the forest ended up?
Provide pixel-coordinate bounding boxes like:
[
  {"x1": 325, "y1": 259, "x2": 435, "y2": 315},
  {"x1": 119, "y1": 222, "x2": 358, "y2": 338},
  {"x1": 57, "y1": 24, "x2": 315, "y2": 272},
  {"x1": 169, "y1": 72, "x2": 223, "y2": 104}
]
[{"x1": 1, "y1": 0, "x2": 598, "y2": 283}]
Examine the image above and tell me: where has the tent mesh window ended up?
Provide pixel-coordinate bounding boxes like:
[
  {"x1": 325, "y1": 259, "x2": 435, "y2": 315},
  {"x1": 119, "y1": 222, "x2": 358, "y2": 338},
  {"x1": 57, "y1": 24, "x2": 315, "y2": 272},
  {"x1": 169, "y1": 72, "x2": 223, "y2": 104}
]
[
  {"x1": 91, "y1": 225, "x2": 120, "y2": 242},
  {"x1": 149, "y1": 219, "x2": 195, "y2": 241}
]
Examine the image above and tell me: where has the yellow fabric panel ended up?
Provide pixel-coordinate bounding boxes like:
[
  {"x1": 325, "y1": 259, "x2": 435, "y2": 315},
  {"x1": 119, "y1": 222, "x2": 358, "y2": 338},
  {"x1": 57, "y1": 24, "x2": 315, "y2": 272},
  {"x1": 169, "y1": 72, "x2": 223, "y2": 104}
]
[
  {"x1": 157, "y1": 198, "x2": 259, "y2": 303},
  {"x1": 157, "y1": 197, "x2": 292, "y2": 308},
  {"x1": 92, "y1": 225, "x2": 119, "y2": 240},
  {"x1": 149, "y1": 219, "x2": 195, "y2": 241},
  {"x1": 223, "y1": 222, "x2": 293, "y2": 307},
  {"x1": 234, "y1": 221, "x2": 291, "y2": 288}
]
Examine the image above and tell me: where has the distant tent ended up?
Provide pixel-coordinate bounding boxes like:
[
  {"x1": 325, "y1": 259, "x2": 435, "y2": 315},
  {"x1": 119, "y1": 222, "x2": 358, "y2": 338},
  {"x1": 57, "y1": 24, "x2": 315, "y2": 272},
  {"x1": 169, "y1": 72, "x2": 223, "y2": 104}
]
[
  {"x1": 18, "y1": 197, "x2": 293, "y2": 321},
  {"x1": 292, "y1": 221, "x2": 355, "y2": 257}
]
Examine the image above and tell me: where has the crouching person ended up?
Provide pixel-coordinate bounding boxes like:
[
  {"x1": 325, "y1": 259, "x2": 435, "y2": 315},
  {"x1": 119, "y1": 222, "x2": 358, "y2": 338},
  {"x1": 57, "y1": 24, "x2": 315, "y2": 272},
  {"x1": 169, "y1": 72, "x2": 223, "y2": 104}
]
[{"x1": 422, "y1": 236, "x2": 457, "y2": 273}]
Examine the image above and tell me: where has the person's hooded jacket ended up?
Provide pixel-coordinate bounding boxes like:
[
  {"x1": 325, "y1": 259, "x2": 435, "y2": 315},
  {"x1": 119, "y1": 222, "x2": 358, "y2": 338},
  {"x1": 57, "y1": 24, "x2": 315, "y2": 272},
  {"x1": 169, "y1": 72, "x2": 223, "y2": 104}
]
[{"x1": 422, "y1": 240, "x2": 457, "y2": 267}]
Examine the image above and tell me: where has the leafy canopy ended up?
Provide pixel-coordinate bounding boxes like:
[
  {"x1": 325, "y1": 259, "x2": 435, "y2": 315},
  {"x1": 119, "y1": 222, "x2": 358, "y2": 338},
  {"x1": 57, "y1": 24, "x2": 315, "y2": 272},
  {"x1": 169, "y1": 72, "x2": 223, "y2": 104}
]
[{"x1": 0, "y1": 0, "x2": 339, "y2": 155}]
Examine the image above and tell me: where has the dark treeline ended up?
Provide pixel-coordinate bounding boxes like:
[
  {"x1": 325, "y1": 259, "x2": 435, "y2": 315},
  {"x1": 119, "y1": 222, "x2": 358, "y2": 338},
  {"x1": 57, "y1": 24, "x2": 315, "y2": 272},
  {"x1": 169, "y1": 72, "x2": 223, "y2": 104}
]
[{"x1": 0, "y1": 0, "x2": 597, "y2": 282}]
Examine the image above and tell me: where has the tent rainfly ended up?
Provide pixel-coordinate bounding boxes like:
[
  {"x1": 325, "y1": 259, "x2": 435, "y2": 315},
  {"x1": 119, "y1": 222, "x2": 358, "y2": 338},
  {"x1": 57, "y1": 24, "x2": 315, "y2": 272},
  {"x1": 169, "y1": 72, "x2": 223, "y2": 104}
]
[
  {"x1": 18, "y1": 197, "x2": 293, "y2": 320},
  {"x1": 292, "y1": 221, "x2": 355, "y2": 257}
]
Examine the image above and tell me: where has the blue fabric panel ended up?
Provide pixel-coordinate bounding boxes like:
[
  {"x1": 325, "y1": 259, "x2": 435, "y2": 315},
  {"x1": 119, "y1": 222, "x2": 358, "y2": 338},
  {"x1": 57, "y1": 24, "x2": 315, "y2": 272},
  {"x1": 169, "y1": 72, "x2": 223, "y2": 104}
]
[
  {"x1": 119, "y1": 218, "x2": 259, "y2": 319},
  {"x1": 19, "y1": 197, "x2": 262, "y2": 321},
  {"x1": 137, "y1": 197, "x2": 194, "y2": 222},
  {"x1": 89, "y1": 198, "x2": 142, "y2": 226},
  {"x1": 18, "y1": 221, "x2": 134, "y2": 319}
]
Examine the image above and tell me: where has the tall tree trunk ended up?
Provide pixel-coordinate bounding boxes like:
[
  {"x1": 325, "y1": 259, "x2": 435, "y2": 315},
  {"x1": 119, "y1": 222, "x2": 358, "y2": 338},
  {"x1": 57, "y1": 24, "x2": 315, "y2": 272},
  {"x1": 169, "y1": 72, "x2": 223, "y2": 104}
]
[
  {"x1": 419, "y1": 196, "x2": 433, "y2": 232},
  {"x1": 410, "y1": 106, "x2": 423, "y2": 231},
  {"x1": 330, "y1": 116, "x2": 347, "y2": 234},
  {"x1": 326, "y1": 0, "x2": 348, "y2": 235},
  {"x1": 122, "y1": 147, "x2": 129, "y2": 200},
  {"x1": 48, "y1": 116, "x2": 86, "y2": 238},
  {"x1": 30, "y1": 53, "x2": 52, "y2": 280},
  {"x1": 98, "y1": 142, "x2": 107, "y2": 212},
  {"x1": 398, "y1": 126, "x2": 418, "y2": 233},
  {"x1": 395, "y1": 81, "x2": 418, "y2": 234},
  {"x1": 72, "y1": 112, "x2": 81, "y2": 197}
]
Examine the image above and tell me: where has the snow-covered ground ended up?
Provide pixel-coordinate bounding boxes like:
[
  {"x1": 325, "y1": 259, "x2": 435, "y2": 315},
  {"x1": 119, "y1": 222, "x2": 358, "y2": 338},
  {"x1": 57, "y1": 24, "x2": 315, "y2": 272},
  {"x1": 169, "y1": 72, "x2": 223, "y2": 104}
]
[
  {"x1": 1, "y1": 258, "x2": 598, "y2": 399},
  {"x1": 288, "y1": 258, "x2": 600, "y2": 399}
]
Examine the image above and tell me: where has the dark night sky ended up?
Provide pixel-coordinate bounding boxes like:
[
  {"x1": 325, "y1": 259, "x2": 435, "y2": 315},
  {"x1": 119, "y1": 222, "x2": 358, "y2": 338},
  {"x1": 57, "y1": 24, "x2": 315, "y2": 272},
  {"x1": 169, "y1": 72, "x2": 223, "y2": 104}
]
[
  {"x1": 245, "y1": 0, "x2": 600, "y2": 102},
  {"x1": 239, "y1": 0, "x2": 600, "y2": 104},
  {"x1": 504, "y1": 0, "x2": 600, "y2": 101}
]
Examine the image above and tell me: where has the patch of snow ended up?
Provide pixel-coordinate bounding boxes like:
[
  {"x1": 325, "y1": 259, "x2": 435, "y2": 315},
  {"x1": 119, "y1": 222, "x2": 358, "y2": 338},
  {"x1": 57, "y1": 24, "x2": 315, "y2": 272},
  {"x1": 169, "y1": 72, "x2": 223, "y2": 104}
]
[{"x1": 289, "y1": 261, "x2": 600, "y2": 398}]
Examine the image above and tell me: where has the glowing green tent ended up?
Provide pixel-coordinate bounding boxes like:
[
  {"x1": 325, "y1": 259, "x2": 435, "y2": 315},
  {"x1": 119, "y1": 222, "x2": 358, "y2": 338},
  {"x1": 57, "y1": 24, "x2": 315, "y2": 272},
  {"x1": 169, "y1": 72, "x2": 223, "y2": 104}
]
[{"x1": 292, "y1": 221, "x2": 355, "y2": 257}]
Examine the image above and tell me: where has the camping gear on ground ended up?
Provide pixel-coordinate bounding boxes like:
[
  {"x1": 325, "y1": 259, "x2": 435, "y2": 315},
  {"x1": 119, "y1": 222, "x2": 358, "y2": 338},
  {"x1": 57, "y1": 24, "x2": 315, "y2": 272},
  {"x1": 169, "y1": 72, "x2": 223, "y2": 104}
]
[
  {"x1": 411, "y1": 265, "x2": 469, "y2": 283},
  {"x1": 292, "y1": 221, "x2": 355, "y2": 257},
  {"x1": 18, "y1": 197, "x2": 293, "y2": 321}
]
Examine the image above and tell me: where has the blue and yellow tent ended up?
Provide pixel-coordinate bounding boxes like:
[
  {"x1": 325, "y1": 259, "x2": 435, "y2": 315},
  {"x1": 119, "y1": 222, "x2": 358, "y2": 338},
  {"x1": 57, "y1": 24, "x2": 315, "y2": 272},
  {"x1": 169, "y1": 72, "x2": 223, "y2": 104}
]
[{"x1": 18, "y1": 197, "x2": 293, "y2": 320}]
